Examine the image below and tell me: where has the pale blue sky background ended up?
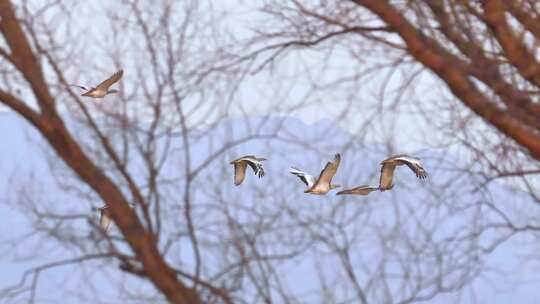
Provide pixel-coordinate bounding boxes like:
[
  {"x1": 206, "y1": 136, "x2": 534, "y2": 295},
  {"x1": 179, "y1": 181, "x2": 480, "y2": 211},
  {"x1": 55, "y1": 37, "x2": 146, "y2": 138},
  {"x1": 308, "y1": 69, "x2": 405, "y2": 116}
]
[
  {"x1": 1, "y1": 113, "x2": 540, "y2": 303},
  {"x1": 1, "y1": 1, "x2": 540, "y2": 303}
]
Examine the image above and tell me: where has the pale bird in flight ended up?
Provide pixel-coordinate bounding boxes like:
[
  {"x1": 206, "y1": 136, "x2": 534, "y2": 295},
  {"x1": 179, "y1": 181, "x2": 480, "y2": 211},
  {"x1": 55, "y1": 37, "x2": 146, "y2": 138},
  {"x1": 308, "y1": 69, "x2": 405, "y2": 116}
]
[
  {"x1": 337, "y1": 154, "x2": 428, "y2": 196},
  {"x1": 379, "y1": 154, "x2": 428, "y2": 190},
  {"x1": 72, "y1": 69, "x2": 123, "y2": 98},
  {"x1": 93, "y1": 205, "x2": 112, "y2": 232},
  {"x1": 230, "y1": 155, "x2": 266, "y2": 186},
  {"x1": 92, "y1": 203, "x2": 135, "y2": 233},
  {"x1": 290, "y1": 153, "x2": 341, "y2": 195}
]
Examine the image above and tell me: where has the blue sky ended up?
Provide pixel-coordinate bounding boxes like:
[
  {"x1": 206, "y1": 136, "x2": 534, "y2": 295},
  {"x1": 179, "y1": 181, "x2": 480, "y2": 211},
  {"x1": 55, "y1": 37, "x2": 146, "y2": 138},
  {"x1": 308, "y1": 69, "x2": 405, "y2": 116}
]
[
  {"x1": 1, "y1": 112, "x2": 539, "y2": 303},
  {"x1": 1, "y1": 1, "x2": 540, "y2": 303}
]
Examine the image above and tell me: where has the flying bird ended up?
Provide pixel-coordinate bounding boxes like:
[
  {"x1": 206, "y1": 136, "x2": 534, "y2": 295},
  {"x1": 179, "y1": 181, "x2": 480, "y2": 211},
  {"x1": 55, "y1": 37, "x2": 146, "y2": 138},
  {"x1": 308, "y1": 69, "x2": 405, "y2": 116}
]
[
  {"x1": 336, "y1": 185, "x2": 379, "y2": 196},
  {"x1": 230, "y1": 155, "x2": 266, "y2": 186},
  {"x1": 336, "y1": 154, "x2": 428, "y2": 196},
  {"x1": 92, "y1": 203, "x2": 135, "y2": 233},
  {"x1": 290, "y1": 153, "x2": 341, "y2": 195},
  {"x1": 379, "y1": 154, "x2": 428, "y2": 191},
  {"x1": 72, "y1": 69, "x2": 123, "y2": 98},
  {"x1": 93, "y1": 205, "x2": 112, "y2": 232}
]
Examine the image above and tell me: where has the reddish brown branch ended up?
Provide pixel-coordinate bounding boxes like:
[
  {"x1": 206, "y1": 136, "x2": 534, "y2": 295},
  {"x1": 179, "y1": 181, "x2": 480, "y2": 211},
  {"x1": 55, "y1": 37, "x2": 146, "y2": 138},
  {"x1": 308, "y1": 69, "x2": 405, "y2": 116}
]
[
  {"x1": 0, "y1": 1, "x2": 202, "y2": 303},
  {"x1": 352, "y1": 0, "x2": 540, "y2": 161},
  {"x1": 505, "y1": 1, "x2": 540, "y2": 41},
  {"x1": 482, "y1": 0, "x2": 540, "y2": 89},
  {"x1": 426, "y1": 1, "x2": 540, "y2": 130}
]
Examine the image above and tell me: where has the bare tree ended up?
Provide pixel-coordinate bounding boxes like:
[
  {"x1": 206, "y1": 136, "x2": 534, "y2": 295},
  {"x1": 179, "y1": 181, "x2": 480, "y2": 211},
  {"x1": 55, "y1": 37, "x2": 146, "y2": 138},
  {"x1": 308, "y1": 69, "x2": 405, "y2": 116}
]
[
  {"x1": 0, "y1": 4, "x2": 204, "y2": 304},
  {"x1": 209, "y1": 0, "x2": 540, "y2": 302},
  {"x1": 239, "y1": 0, "x2": 540, "y2": 160},
  {"x1": 1, "y1": 1, "x2": 540, "y2": 304}
]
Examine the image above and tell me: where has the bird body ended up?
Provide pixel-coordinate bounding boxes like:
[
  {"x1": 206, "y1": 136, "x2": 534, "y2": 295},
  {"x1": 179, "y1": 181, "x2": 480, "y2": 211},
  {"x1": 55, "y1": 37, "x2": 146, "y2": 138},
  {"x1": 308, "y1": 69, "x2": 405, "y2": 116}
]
[
  {"x1": 230, "y1": 155, "x2": 266, "y2": 186},
  {"x1": 73, "y1": 70, "x2": 123, "y2": 99},
  {"x1": 290, "y1": 153, "x2": 341, "y2": 195},
  {"x1": 82, "y1": 88, "x2": 110, "y2": 98}
]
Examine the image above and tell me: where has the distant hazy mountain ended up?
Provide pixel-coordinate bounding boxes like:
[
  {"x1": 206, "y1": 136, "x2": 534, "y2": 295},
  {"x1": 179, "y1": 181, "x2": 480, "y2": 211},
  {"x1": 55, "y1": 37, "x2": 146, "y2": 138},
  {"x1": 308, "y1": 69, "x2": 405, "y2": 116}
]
[{"x1": 0, "y1": 112, "x2": 537, "y2": 303}]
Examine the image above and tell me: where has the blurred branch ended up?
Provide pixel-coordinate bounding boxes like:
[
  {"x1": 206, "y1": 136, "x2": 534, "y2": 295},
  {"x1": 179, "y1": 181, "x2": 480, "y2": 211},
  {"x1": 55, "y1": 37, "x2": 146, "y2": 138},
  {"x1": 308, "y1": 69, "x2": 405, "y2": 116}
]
[
  {"x1": 0, "y1": 1, "x2": 202, "y2": 303},
  {"x1": 351, "y1": 0, "x2": 540, "y2": 161},
  {"x1": 1, "y1": 254, "x2": 112, "y2": 303}
]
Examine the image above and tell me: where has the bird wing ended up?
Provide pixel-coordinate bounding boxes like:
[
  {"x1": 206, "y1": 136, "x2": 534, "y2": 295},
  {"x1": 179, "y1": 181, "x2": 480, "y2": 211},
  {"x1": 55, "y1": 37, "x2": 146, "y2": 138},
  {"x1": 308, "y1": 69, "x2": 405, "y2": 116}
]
[
  {"x1": 95, "y1": 70, "x2": 123, "y2": 91},
  {"x1": 289, "y1": 167, "x2": 316, "y2": 188},
  {"x1": 379, "y1": 163, "x2": 396, "y2": 190},
  {"x1": 381, "y1": 154, "x2": 410, "y2": 163},
  {"x1": 233, "y1": 161, "x2": 248, "y2": 186},
  {"x1": 71, "y1": 84, "x2": 89, "y2": 91},
  {"x1": 336, "y1": 185, "x2": 378, "y2": 196},
  {"x1": 401, "y1": 159, "x2": 429, "y2": 179},
  {"x1": 99, "y1": 207, "x2": 112, "y2": 232},
  {"x1": 244, "y1": 158, "x2": 265, "y2": 178},
  {"x1": 388, "y1": 155, "x2": 429, "y2": 180},
  {"x1": 313, "y1": 153, "x2": 341, "y2": 188}
]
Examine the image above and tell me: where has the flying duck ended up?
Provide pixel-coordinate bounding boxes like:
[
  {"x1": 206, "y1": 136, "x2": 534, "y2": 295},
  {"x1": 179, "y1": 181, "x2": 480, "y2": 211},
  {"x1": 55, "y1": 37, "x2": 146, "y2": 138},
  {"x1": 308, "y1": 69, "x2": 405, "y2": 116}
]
[
  {"x1": 230, "y1": 155, "x2": 266, "y2": 186},
  {"x1": 72, "y1": 69, "x2": 123, "y2": 98},
  {"x1": 290, "y1": 153, "x2": 341, "y2": 195},
  {"x1": 337, "y1": 154, "x2": 428, "y2": 196}
]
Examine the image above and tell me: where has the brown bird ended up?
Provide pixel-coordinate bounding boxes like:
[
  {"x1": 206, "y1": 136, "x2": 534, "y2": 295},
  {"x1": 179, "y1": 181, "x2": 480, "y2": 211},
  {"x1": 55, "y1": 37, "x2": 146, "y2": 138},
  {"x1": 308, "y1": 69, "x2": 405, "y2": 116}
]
[
  {"x1": 72, "y1": 70, "x2": 123, "y2": 98},
  {"x1": 230, "y1": 155, "x2": 266, "y2": 186},
  {"x1": 336, "y1": 185, "x2": 379, "y2": 196},
  {"x1": 337, "y1": 154, "x2": 428, "y2": 196},
  {"x1": 290, "y1": 153, "x2": 341, "y2": 195}
]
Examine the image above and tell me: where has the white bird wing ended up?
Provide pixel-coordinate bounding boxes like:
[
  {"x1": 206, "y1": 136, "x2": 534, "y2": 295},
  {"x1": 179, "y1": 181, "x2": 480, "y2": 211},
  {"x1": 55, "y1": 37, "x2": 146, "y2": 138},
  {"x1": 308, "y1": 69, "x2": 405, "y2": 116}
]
[
  {"x1": 336, "y1": 185, "x2": 379, "y2": 196},
  {"x1": 95, "y1": 70, "x2": 123, "y2": 91},
  {"x1": 99, "y1": 207, "x2": 112, "y2": 232},
  {"x1": 312, "y1": 153, "x2": 341, "y2": 189},
  {"x1": 289, "y1": 167, "x2": 316, "y2": 188},
  {"x1": 396, "y1": 157, "x2": 429, "y2": 180},
  {"x1": 405, "y1": 161, "x2": 429, "y2": 179},
  {"x1": 379, "y1": 162, "x2": 396, "y2": 190},
  {"x1": 242, "y1": 157, "x2": 265, "y2": 178}
]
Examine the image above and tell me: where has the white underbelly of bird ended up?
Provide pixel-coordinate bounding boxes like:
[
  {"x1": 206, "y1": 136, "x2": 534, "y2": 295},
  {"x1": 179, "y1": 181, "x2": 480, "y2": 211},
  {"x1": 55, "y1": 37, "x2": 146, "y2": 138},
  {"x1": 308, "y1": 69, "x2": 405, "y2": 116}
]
[{"x1": 83, "y1": 89, "x2": 108, "y2": 98}]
